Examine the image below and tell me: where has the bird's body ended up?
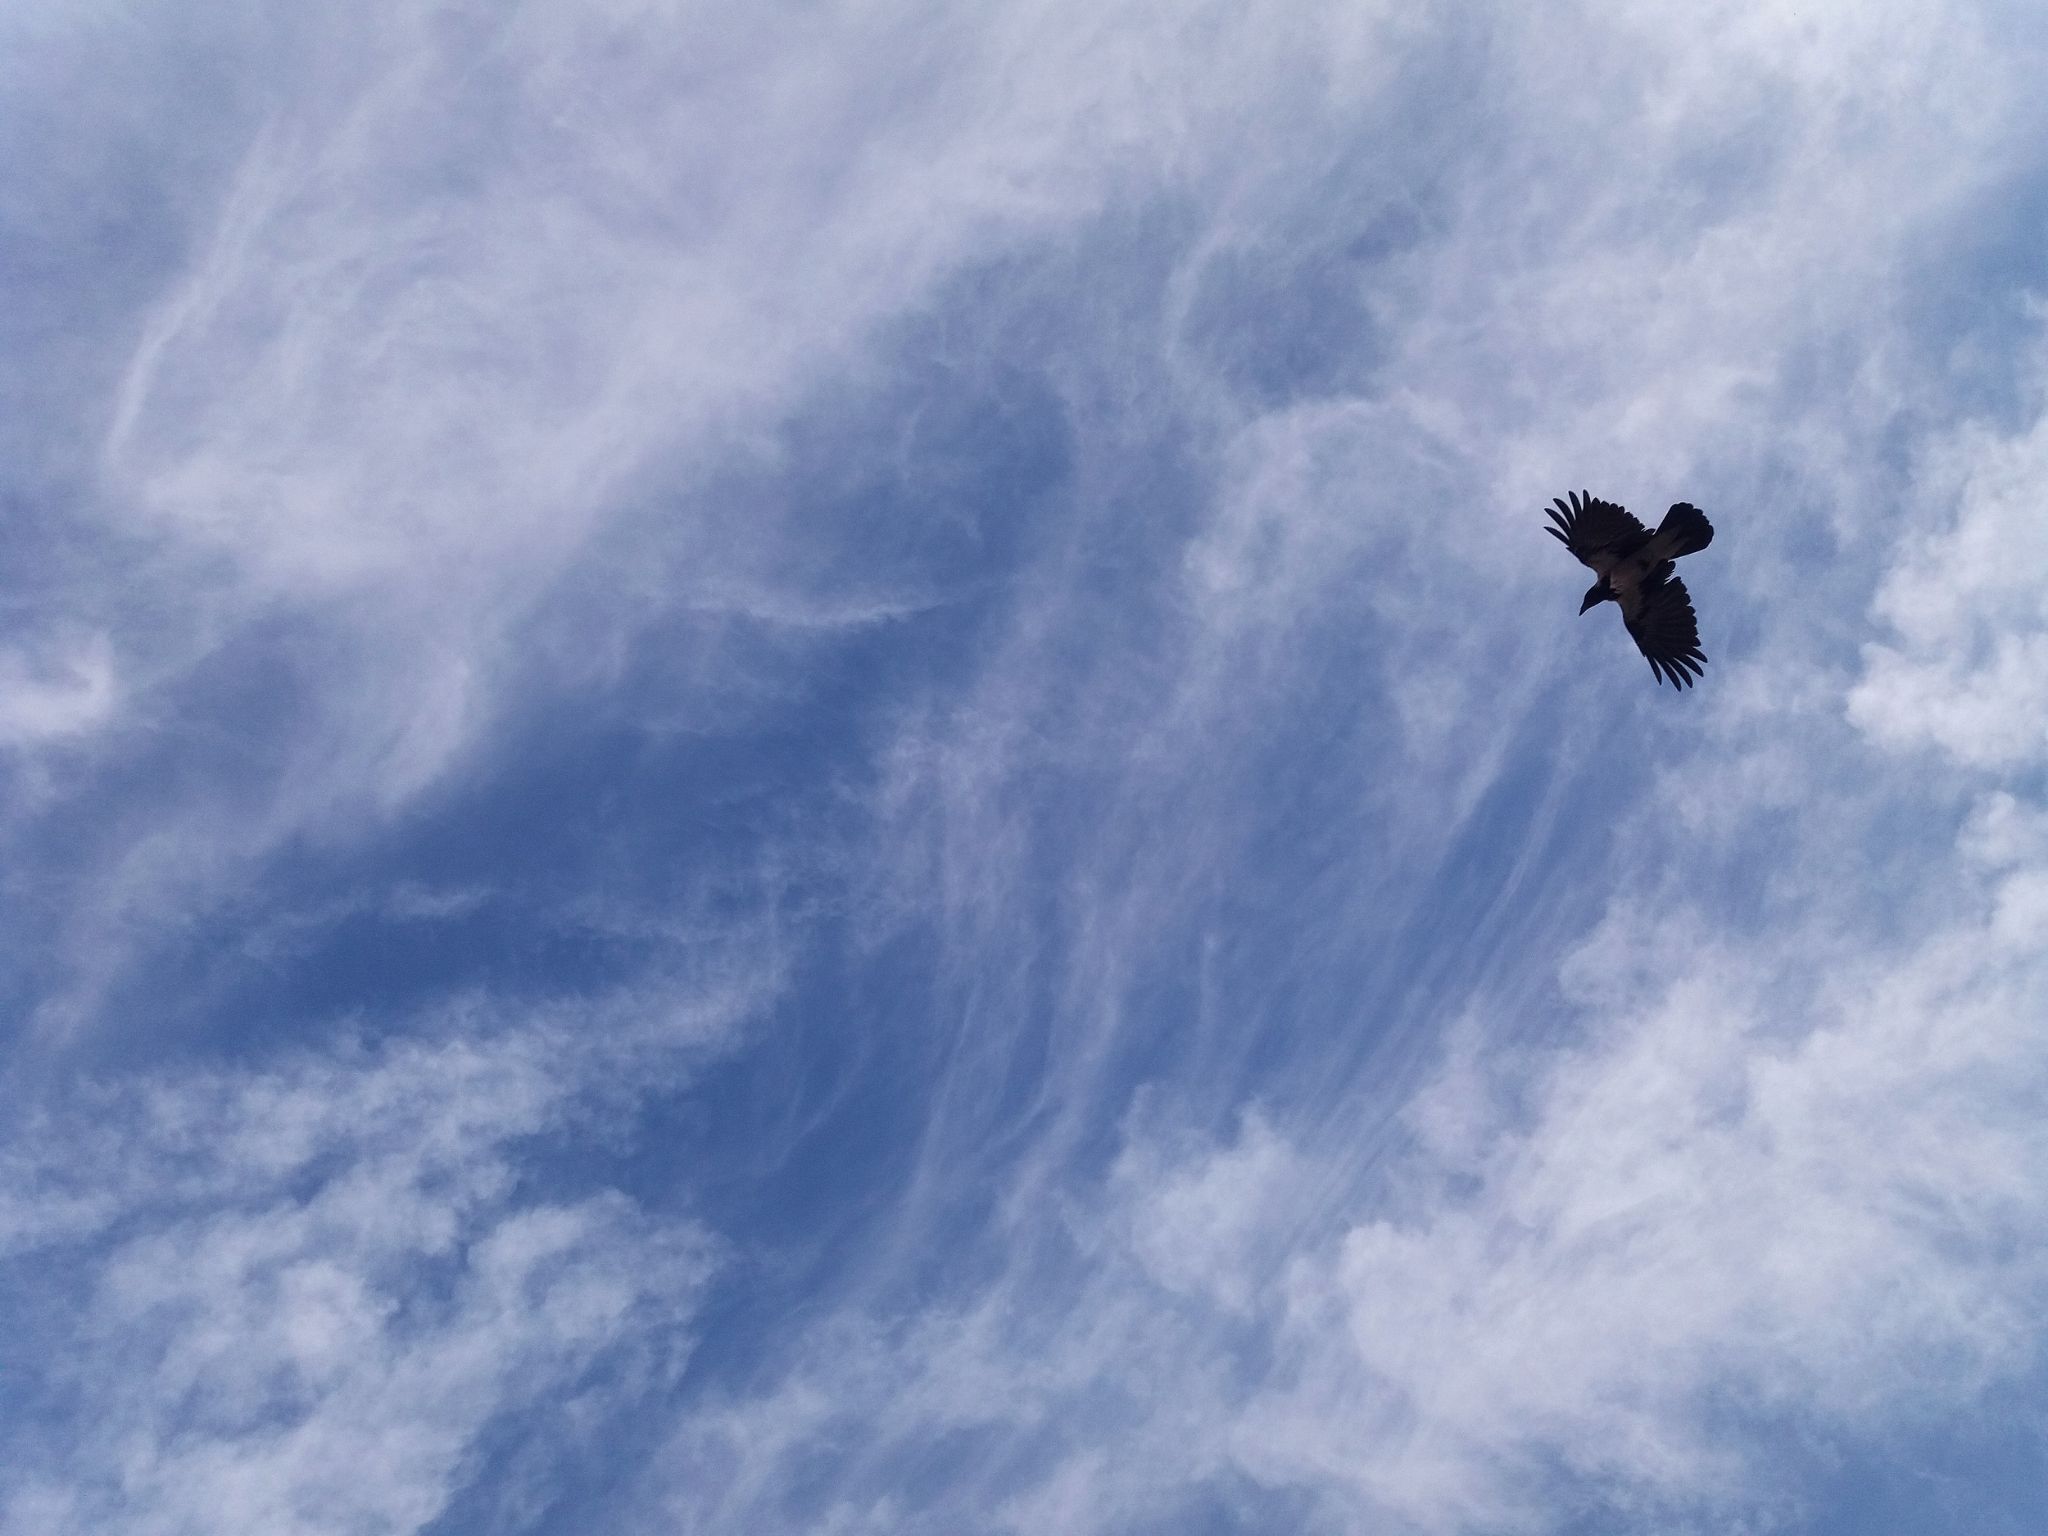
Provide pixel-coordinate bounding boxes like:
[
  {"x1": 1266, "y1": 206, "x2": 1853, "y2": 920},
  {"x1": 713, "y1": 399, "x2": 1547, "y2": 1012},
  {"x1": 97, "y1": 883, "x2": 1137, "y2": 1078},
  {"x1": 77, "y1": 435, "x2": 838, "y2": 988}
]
[{"x1": 1545, "y1": 491, "x2": 1715, "y2": 688}]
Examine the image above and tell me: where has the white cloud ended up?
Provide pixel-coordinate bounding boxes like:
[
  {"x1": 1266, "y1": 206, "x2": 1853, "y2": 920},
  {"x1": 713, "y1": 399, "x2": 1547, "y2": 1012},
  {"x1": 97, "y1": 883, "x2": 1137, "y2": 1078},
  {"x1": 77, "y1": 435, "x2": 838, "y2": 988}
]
[
  {"x1": 648, "y1": 785, "x2": 2048, "y2": 1533},
  {"x1": 617, "y1": 0, "x2": 2048, "y2": 1526},
  {"x1": 0, "y1": 632, "x2": 117, "y2": 746},
  {"x1": 1850, "y1": 358, "x2": 2048, "y2": 768},
  {"x1": 1960, "y1": 790, "x2": 2048, "y2": 871},
  {"x1": 1111, "y1": 1108, "x2": 1312, "y2": 1316},
  {"x1": 9, "y1": 0, "x2": 2048, "y2": 1530},
  {"x1": 1237, "y1": 847, "x2": 2048, "y2": 1526},
  {"x1": 26, "y1": 0, "x2": 1425, "y2": 1021},
  {"x1": 0, "y1": 985, "x2": 748, "y2": 1535}
]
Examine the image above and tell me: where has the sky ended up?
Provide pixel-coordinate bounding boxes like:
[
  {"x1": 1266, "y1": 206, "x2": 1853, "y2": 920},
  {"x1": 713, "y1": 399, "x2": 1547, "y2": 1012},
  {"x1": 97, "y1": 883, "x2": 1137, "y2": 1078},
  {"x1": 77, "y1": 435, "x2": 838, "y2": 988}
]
[{"x1": 3, "y1": 1, "x2": 2047, "y2": 1532}]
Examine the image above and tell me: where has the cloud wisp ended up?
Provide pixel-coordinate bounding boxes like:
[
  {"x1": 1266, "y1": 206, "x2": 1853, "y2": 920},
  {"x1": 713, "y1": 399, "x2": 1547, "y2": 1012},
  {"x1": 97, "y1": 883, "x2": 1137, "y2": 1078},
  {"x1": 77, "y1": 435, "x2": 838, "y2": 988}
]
[{"x1": 0, "y1": 979, "x2": 756, "y2": 1535}]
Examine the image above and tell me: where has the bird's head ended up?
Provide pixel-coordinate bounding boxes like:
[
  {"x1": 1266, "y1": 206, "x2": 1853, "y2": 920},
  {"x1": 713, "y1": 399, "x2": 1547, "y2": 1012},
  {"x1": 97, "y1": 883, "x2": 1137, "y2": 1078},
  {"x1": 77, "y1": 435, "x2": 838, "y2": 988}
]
[{"x1": 1579, "y1": 581, "x2": 1611, "y2": 615}]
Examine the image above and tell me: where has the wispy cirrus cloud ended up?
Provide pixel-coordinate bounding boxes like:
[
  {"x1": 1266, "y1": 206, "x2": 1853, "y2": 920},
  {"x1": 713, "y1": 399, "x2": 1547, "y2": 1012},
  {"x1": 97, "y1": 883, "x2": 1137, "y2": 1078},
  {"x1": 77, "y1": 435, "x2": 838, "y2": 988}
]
[
  {"x1": 0, "y1": 631, "x2": 116, "y2": 747},
  {"x1": 617, "y1": 4, "x2": 2048, "y2": 1531},
  {"x1": 5, "y1": 0, "x2": 2048, "y2": 1532},
  {"x1": 0, "y1": 977, "x2": 754, "y2": 1535},
  {"x1": 1850, "y1": 351, "x2": 2048, "y2": 770}
]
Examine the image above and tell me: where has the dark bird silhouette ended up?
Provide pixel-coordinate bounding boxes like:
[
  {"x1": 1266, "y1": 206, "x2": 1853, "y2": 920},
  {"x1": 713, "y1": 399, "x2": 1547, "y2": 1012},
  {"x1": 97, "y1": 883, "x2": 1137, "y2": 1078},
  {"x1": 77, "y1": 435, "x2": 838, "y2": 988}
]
[{"x1": 1545, "y1": 491, "x2": 1715, "y2": 688}]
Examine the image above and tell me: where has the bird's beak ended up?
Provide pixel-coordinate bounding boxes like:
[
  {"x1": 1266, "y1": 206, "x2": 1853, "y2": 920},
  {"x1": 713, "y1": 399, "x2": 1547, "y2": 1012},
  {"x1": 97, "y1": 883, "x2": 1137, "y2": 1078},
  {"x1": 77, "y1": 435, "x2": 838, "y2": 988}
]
[{"x1": 1579, "y1": 590, "x2": 1603, "y2": 615}]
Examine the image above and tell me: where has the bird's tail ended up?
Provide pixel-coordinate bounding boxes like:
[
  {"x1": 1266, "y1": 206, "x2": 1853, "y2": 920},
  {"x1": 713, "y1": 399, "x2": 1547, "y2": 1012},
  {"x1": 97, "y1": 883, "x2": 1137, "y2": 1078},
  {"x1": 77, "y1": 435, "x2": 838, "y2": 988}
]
[{"x1": 1656, "y1": 503, "x2": 1714, "y2": 558}]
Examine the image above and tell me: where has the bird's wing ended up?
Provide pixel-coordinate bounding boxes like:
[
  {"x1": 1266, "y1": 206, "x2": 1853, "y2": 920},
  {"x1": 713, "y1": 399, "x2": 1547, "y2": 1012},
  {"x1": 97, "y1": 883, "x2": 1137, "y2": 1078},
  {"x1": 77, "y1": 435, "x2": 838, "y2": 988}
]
[
  {"x1": 1544, "y1": 490, "x2": 1649, "y2": 575},
  {"x1": 1619, "y1": 570, "x2": 1707, "y2": 688}
]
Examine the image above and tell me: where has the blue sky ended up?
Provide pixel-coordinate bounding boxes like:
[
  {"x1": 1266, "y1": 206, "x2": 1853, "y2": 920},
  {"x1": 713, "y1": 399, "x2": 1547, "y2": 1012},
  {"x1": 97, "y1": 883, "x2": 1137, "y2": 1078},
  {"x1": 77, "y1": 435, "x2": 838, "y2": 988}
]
[{"x1": 4, "y1": 2, "x2": 2048, "y2": 1532}]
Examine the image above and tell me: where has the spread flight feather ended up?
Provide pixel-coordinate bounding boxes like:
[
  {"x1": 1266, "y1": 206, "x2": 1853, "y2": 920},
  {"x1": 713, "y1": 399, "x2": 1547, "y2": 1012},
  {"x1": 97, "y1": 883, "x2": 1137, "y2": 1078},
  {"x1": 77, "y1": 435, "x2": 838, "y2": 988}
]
[{"x1": 1546, "y1": 490, "x2": 1715, "y2": 689}]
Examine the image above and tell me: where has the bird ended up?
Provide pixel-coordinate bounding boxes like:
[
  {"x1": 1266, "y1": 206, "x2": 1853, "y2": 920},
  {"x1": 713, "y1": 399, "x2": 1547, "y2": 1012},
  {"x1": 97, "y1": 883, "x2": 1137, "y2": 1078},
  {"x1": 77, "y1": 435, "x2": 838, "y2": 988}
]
[{"x1": 1545, "y1": 490, "x2": 1715, "y2": 688}]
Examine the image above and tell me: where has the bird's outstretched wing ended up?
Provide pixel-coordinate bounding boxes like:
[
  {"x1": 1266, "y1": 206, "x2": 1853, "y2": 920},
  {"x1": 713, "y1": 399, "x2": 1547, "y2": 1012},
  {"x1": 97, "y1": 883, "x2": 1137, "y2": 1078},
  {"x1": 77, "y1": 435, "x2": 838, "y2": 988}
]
[
  {"x1": 1545, "y1": 490, "x2": 1648, "y2": 575},
  {"x1": 1620, "y1": 570, "x2": 1707, "y2": 688}
]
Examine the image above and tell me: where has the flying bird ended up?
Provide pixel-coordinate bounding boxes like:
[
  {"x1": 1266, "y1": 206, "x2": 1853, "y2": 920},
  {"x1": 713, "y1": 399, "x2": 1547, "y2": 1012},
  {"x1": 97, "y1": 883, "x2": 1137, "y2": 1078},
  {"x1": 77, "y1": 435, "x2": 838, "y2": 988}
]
[{"x1": 1545, "y1": 490, "x2": 1715, "y2": 688}]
